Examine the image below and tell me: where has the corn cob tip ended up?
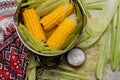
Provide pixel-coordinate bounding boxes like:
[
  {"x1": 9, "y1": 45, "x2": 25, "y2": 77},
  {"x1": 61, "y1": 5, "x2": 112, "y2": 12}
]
[{"x1": 68, "y1": 14, "x2": 77, "y2": 24}]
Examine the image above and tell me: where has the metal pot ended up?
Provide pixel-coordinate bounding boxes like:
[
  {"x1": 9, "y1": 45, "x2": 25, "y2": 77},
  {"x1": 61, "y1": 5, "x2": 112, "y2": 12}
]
[{"x1": 14, "y1": 0, "x2": 87, "y2": 69}]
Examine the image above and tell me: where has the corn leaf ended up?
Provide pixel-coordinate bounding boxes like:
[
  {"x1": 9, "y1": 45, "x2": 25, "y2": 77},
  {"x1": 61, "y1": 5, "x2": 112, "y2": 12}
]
[
  {"x1": 21, "y1": 0, "x2": 46, "y2": 7},
  {"x1": 78, "y1": 0, "x2": 91, "y2": 17},
  {"x1": 77, "y1": 36, "x2": 99, "y2": 49},
  {"x1": 74, "y1": 1, "x2": 84, "y2": 35},
  {"x1": 78, "y1": 0, "x2": 120, "y2": 49},
  {"x1": 18, "y1": 24, "x2": 48, "y2": 51},
  {"x1": 96, "y1": 25, "x2": 110, "y2": 80},
  {"x1": 85, "y1": 2, "x2": 104, "y2": 10},
  {"x1": 49, "y1": 70, "x2": 93, "y2": 80},
  {"x1": 36, "y1": 0, "x2": 64, "y2": 16},
  {"x1": 41, "y1": 50, "x2": 64, "y2": 54},
  {"x1": 62, "y1": 34, "x2": 76, "y2": 50},
  {"x1": 78, "y1": 30, "x2": 90, "y2": 43},
  {"x1": 26, "y1": 53, "x2": 39, "y2": 80},
  {"x1": 110, "y1": 12, "x2": 118, "y2": 70},
  {"x1": 86, "y1": 0, "x2": 120, "y2": 37},
  {"x1": 18, "y1": 24, "x2": 39, "y2": 51},
  {"x1": 84, "y1": 0, "x2": 106, "y2": 4},
  {"x1": 112, "y1": 5, "x2": 120, "y2": 70}
]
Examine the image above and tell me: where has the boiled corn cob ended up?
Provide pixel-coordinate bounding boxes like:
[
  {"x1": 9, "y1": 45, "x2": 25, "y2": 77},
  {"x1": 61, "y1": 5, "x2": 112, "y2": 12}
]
[
  {"x1": 23, "y1": 8, "x2": 46, "y2": 42},
  {"x1": 40, "y1": 3, "x2": 73, "y2": 31},
  {"x1": 46, "y1": 14, "x2": 77, "y2": 50}
]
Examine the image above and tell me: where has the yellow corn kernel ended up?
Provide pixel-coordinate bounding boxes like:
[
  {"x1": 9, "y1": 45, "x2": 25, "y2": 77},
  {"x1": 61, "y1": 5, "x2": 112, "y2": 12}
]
[
  {"x1": 46, "y1": 15, "x2": 77, "y2": 50},
  {"x1": 40, "y1": 3, "x2": 73, "y2": 31},
  {"x1": 45, "y1": 27, "x2": 57, "y2": 39},
  {"x1": 23, "y1": 8, "x2": 46, "y2": 42}
]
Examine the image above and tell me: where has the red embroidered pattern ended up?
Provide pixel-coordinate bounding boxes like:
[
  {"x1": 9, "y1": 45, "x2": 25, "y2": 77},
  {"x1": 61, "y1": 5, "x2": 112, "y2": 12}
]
[
  {"x1": 0, "y1": 0, "x2": 29, "y2": 80},
  {"x1": 0, "y1": 14, "x2": 14, "y2": 21},
  {"x1": 0, "y1": 23, "x2": 29, "y2": 80},
  {"x1": 0, "y1": 0, "x2": 16, "y2": 10}
]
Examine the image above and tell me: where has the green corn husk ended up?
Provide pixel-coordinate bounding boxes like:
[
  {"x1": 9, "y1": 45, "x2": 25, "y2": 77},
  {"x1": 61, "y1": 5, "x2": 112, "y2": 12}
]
[
  {"x1": 25, "y1": 53, "x2": 40, "y2": 80},
  {"x1": 74, "y1": 0, "x2": 84, "y2": 34},
  {"x1": 84, "y1": 0, "x2": 106, "y2": 4},
  {"x1": 85, "y1": 3, "x2": 104, "y2": 10},
  {"x1": 18, "y1": 24, "x2": 48, "y2": 51},
  {"x1": 86, "y1": 0, "x2": 120, "y2": 36},
  {"x1": 78, "y1": 0, "x2": 91, "y2": 17},
  {"x1": 39, "y1": 70, "x2": 93, "y2": 80},
  {"x1": 96, "y1": 25, "x2": 110, "y2": 80},
  {"x1": 110, "y1": 11, "x2": 118, "y2": 70},
  {"x1": 77, "y1": 36, "x2": 99, "y2": 49},
  {"x1": 36, "y1": 0, "x2": 64, "y2": 16},
  {"x1": 111, "y1": 5, "x2": 120, "y2": 70},
  {"x1": 21, "y1": 0, "x2": 46, "y2": 7},
  {"x1": 78, "y1": 0, "x2": 120, "y2": 49}
]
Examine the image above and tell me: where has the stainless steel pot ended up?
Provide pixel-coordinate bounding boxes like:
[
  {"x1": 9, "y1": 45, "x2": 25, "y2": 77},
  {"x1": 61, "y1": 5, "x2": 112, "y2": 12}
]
[{"x1": 14, "y1": 0, "x2": 87, "y2": 69}]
